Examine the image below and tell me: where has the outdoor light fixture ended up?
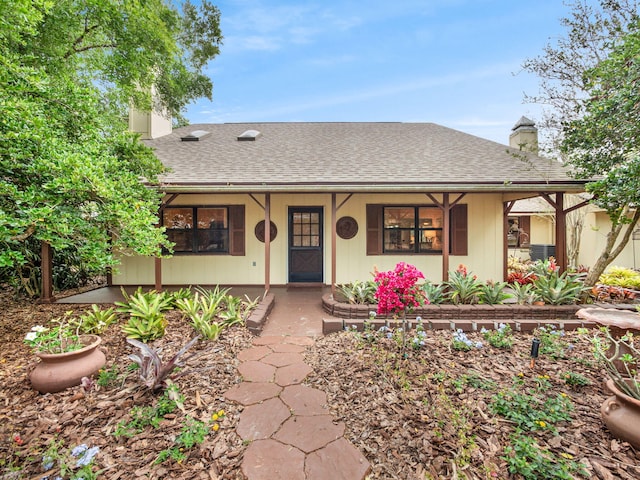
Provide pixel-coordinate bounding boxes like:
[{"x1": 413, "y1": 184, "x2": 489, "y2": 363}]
[{"x1": 530, "y1": 338, "x2": 541, "y2": 369}]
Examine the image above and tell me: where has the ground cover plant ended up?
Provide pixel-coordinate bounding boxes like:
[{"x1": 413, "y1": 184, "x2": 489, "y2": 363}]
[{"x1": 2, "y1": 282, "x2": 640, "y2": 479}]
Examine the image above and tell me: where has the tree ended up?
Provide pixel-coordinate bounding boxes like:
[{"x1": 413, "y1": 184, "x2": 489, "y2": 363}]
[
  {"x1": 561, "y1": 19, "x2": 640, "y2": 288},
  {"x1": 522, "y1": 0, "x2": 639, "y2": 289},
  {"x1": 0, "y1": 1, "x2": 222, "y2": 295}
]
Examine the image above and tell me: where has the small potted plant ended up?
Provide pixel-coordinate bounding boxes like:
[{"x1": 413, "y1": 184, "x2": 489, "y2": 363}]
[
  {"x1": 591, "y1": 322, "x2": 640, "y2": 449},
  {"x1": 24, "y1": 311, "x2": 107, "y2": 393}
]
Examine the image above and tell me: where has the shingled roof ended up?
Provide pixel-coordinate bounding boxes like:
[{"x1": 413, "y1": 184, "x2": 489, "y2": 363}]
[{"x1": 145, "y1": 122, "x2": 586, "y2": 194}]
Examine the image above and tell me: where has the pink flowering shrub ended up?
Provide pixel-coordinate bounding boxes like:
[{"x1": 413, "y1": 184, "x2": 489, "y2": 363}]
[{"x1": 374, "y1": 262, "x2": 427, "y2": 316}]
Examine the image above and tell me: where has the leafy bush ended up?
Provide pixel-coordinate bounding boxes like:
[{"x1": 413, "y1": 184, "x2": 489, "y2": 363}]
[
  {"x1": 482, "y1": 323, "x2": 514, "y2": 349},
  {"x1": 598, "y1": 266, "x2": 640, "y2": 290},
  {"x1": 117, "y1": 288, "x2": 172, "y2": 342},
  {"x1": 337, "y1": 280, "x2": 377, "y2": 304},
  {"x1": 532, "y1": 270, "x2": 585, "y2": 305},
  {"x1": 78, "y1": 304, "x2": 118, "y2": 334}
]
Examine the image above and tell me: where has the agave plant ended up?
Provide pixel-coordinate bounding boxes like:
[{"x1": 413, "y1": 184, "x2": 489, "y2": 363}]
[
  {"x1": 532, "y1": 270, "x2": 585, "y2": 305},
  {"x1": 337, "y1": 280, "x2": 377, "y2": 304},
  {"x1": 127, "y1": 336, "x2": 201, "y2": 390}
]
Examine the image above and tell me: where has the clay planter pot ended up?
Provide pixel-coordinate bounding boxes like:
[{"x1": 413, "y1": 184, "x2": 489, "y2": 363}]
[
  {"x1": 601, "y1": 378, "x2": 640, "y2": 449},
  {"x1": 29, "y1": 335, "x2": 106, "y2": 394}
]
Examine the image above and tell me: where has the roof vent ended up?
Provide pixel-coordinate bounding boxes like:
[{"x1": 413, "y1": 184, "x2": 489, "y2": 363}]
[
  {"x1": 237, "y1": 130, "x2": 262, "y2": 141},
  {"x1": 180, "y1": 130, "x2": 210, "y2": 142}
]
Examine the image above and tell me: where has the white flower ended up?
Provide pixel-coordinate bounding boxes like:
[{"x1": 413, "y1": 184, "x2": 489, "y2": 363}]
[
  {"x1": 32, "y1": 325, "x2": 48, "y2": 332},
  {"x1": 25, "y1": 332, "x2": 38, "y2": 342}
]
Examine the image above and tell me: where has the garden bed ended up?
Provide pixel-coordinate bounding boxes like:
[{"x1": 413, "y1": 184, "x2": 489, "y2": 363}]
[{"x1": 2, "y1": 288, "x2": 640, "y2": 479}]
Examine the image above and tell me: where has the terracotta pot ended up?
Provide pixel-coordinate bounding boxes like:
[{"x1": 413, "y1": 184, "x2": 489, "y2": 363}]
[
  {"x1": 601, "y1": 378, "x2": 640, "y2": 449},
  {"x1": 29, "y1": 335, "x2": 106, "y2": 394}
]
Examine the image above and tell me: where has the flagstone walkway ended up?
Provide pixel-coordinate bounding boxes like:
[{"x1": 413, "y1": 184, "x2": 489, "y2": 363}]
[{"x1": 223, "y1": 335, "x2": 371, "y2": 480}]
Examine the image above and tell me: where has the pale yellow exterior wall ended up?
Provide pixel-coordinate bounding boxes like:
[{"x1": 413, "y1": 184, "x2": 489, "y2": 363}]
[
  {"x1": 578, "y1": 210, "x2": 640, "y2": 270},
  {"x1": 114, "y1": 192, "x2": 507, "y2": 286}
]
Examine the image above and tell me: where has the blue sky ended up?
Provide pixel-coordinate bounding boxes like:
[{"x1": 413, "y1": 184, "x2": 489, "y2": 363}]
[{"x1": 186, "y1": 0, "x2": 571, "y2": 145}]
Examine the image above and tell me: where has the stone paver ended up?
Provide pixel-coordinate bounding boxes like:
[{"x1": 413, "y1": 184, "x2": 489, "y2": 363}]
[
  {"x1": 262, "y1": 351, "x2": 304, "y2": 367},
  {"x1": 237, "y1": 397, "x2": 291, "y2": 441},
  {"x1": 223, "y1": 382, "x2": 281, "y2": 405},
  {"x1": 305, "y1": 438, "x2": 372, "y2": 480},
  {"x1": 280, "y1": 384, "x2": 328, "y2": 415},
  {"x1": 238, "y1": 360, "x2": 276, "y2": 382},
  {"x1": 223, "y1": 335, "x2": 370, "y2": 480},
  {"x1": 242, "y1": 439, "x2": 305, "y2": 480},
  {"x1": 274, "y1": 415, "x2": 345, "y2": 453},
  {"x1": 275, "y1": 362, "x2": 313, "y2": 387}
]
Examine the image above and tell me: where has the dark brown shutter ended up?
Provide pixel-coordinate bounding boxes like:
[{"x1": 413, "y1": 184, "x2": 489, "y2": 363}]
[
  {"x1": 450, "y1": 204, "x2": 467, "y2": 255},
  {"x1": 518, "y1": 215, "x2": 530, "y2": 247},
  {"x1": 366, "y1": 204, "x2": 383, "y2": 255},
  {"x1": 228, "y1": 205, "x2": 245, "y2": 256}
]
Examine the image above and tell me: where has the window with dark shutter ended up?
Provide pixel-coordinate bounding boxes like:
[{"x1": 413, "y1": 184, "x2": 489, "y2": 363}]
[
  {"x1": 229, "y1": 205, "x2": 245, "y2": 256},
  {"x1": 366, "y1": 203, "x2": 468, "y2": 256}
]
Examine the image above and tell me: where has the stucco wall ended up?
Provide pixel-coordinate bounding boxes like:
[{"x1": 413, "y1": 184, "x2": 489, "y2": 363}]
[
  {"x1": 578, "y1": 210, "x2": 639, "y2": 270},
  {"x1": 114, "y1": 192, "x2": 507, "y2": 286}
]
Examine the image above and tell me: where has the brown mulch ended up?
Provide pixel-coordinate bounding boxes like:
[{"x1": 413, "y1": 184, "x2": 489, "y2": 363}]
[{"x1": 1, "y1": 286, "x2": 639, "y2": 479}]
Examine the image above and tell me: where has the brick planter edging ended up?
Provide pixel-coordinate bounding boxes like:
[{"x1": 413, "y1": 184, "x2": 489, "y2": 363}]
[
  {"x1": 245, "y1": 293, "x2": 275, "y2": 335},
  {"x1": 322, "y1": 293, "x2": 592, "y2": 335}
]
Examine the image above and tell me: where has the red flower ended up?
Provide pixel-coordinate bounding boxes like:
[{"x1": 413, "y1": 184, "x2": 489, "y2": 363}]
[
  {"x1": 13, "y1": 434, "x2": 23, "y2": 445},
  {"x1": 374, "y1": 262, "x2": 426, "y2": 316}
]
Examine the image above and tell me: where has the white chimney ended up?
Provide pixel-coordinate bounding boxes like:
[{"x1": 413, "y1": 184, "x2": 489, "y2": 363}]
[
  {"x1": 129, "y1": 107, "x2": 172, "y2": 140},
  {"x1": 509, "y1": 116, "x2": 538, "y2": 154}
]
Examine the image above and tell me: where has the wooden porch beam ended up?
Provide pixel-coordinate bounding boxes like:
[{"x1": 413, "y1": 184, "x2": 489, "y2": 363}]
[
  {"x1": 40, "y1": 241, "x2": 54, "y2": 303},
  {"x1": 555, "y1": 193, "x2": 567, "y2": 273},
  {"x1": 442, "y1": 193, "x2": 450, "y2": 282},
  {"x1": 264, "y1": 193, "x2": 271, "y2": 293},
  {"x1": 154, "y1": 256, "x2": 162, "y2": 291},
  {"x1": 337, "y1": 193, "x2": 353, "y2": 211},
  {"x1": 332, "y1": 194, "x2": 337, "y2": 296},
  {"x1": 503, "y1": 201, "x2": 516, "y2": 281}
]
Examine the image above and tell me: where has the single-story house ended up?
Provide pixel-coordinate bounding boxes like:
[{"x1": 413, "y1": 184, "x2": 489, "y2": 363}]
[{"x1": 109, "y1": 112, "x2": 592, "y2": 294}]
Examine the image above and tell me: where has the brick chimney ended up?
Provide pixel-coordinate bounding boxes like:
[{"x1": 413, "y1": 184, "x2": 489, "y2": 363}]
[{"x1": 509, "y1": 116, "x2": 538, "y2": 154}]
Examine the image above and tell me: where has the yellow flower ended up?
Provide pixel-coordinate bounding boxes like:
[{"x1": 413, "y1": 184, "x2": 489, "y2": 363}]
[
  {"x1": 560, "y1": 452, "x2": 574, "y2": 459},
  {"x1": 211, "y1": 414, "x2": 219, "y2": 421},
  {"x1": 218, "y1": 409, "x2": 225, "y2": 416},
  {"x1": 560, "y1": 393, "x2": 567, "y2": 397},
  {"x1": 537, "y1": 421, "x2": 547, "y2": 428},
  {"x1": 517, "y1": 372, "x2": 524, "y2": 377},
  {"x1": 212, "y1": 423, "x2": 220, "y2": 432}
]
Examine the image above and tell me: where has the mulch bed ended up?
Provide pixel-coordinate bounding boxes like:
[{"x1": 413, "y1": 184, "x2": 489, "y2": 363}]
[{"x1": 1, "y1": 286, "x2": 639, "y2": 479}]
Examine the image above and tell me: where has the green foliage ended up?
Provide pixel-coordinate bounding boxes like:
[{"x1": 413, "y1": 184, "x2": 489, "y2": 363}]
[
  {"x1": 420, "y1": 281, "x2": 446, "y2": 305},
  {"x1": 591, "y1": 327, "x2": 640, "y2": 400},
  {"x1": 478, "y1": 280, "x2": 513, "y2": 305},
  {"x1": 562, "y1": 371, "x2": 591, "y2": 388},
  {"x1": 534, "y1": 324, "x2": 569, "y2": 359},
  {"x1": 490, "y1": 375, "x2": 573, "y2": 434},
  {"x1": 23, "y1": 312, "x2": 84, "y2": 353},
  {"x1": 510, "y1": 282, "x2": 537, "y2": 305},
  {"x1": 599, "y1": 266, "x2": 640, "y2": 290},
  {"x1": 156, "y1": 414, "x2": 217, "y2": 464},
  {"x1": 39, "y1": 439, "x2": 101, "y2": 480},
  {"x1": 532, "y1": 268, "x2": 585, "y2": 305},
  {"x1": 482, "y1": 323, "x2": 514, "y2": 350},
  {"x1": 127, "y1": 336, "x2": 200, "y2": 390},
  {"x1": 114, "y1": 387, "x2": 182, "y2": 437},
  {"x1": 444, "y1": 268, "x2": 484, "y2": 304},
  {"x1": 175, "y1": 286, "x2": 227, "y2": 339},
  {"x1": 78, "y1": 304, "x2": 118, "y2": 335},
  {"x1": 117, "y1": 288, "x2": 171, "y2": 341},
  {"x1": 0, "y1": 0, "x2": 222, "y2": 289},
  {"x1": 503, "y1": 434, "x2": 588, "y2": 480},
  {"x1": 97, "y1": 364, "x2": 120, "y2": 388},
  {"x1": 337, "y1": 280, "x2": 377, "y2": 304}
]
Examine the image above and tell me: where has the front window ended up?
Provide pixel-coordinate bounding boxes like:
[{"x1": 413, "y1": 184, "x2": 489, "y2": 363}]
[
  {"x1": 383, "y1": 206, "x2": 443, "y2": 253},
  {"x1": 163, "y1": 207, "x2": 229, "y2": 253}
]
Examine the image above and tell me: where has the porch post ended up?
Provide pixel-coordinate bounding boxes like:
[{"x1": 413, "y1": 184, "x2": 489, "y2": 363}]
[
  {"x1": 442, "y1": 193, "x2": 450, "y2": 282},
  {"x1": 40, "y1": 241, "x2": 54, "y2": 303},
  {"x1": 503, "y1": 201, "x2": 516, "y2": 281},
  {"x1": 555, "y1": 193, "x2": 567, "y2": 273},
  {"x1": 264, "y1": 193, "x2": 271, "y2": 293},
  {"x1": 154, "y1": 257, "x2": 162, "y2": 291},
  {"x1": 331, "y1": 193, "x2": 337, "y2": 296}
]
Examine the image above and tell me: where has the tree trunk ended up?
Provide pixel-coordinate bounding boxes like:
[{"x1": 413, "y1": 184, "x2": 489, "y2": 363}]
[{"x1": 580, "y1": 207, "x2": 640, "y2": 301}]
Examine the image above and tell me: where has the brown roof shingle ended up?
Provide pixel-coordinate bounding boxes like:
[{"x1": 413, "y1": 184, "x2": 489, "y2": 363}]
[{"x1": 145, "y1": 122, "x2": 585, "y2": 193}]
